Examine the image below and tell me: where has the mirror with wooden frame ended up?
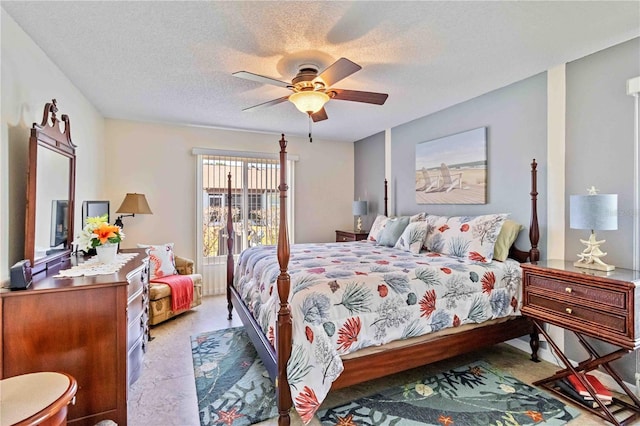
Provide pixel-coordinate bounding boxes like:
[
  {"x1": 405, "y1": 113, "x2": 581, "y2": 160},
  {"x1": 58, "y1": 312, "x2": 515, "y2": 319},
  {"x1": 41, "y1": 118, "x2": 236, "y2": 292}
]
[{"x1": 24, "y1": 99, "x2": 76, "y2": 276}]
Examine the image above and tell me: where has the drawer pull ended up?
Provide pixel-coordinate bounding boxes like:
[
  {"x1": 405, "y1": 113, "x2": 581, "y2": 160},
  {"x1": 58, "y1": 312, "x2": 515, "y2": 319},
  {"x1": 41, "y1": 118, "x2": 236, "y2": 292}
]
[
  {"x1": 565, "y1": 307, "x2": 573, "y2": 314},
  {"x1": 565, "y1": 287, "x2": 572, "y2": 293}
]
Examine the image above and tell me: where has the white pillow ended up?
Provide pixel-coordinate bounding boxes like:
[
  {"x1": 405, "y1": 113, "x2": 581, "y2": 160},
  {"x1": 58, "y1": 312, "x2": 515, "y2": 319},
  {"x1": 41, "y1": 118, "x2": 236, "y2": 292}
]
[
  {"x1": 410, "y1": 212, "x2": 427, "y2": 222},
  {"x1": 137, "y1": 242, "x2": 178, "y2": 280},
  {"x1": 367, "y1": 215, "x2": 389, "y2": 243}
]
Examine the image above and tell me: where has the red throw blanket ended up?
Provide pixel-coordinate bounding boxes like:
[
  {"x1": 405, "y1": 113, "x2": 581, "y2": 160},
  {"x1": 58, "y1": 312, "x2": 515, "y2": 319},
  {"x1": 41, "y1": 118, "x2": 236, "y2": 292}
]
[{"x1": 151, "y1": 274, "x2": 194, "y2": 312}]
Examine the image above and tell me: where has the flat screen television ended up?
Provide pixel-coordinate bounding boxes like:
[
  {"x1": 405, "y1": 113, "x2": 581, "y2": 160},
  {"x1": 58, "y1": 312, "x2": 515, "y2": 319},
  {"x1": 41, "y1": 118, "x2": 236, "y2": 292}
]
[
  {"x1": 50, "y1": 200, "x2": 69, "y2": 248},
  {"x1": 82, "y1": 200, "x2": 110, "y2": 226}
]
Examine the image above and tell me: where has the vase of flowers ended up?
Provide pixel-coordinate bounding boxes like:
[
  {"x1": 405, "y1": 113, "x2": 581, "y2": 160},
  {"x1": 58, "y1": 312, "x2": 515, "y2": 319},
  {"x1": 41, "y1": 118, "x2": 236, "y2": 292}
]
[
  {"x1": 96, "y1": 242, "x2": 118, "y2": 264},
  {"x1": 73, "y1": 214, "x2": 125, "y2": 264}
]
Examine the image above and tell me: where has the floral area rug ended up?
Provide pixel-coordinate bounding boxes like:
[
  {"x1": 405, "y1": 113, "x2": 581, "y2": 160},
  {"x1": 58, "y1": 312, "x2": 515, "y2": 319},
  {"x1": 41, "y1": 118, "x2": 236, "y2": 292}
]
[
  {"x1": 317, "y1": 360, "x2": 580, "y2": 426},
  {"x1": 191, "y1": 327, "x2": 277, "y2": 426},
  {"x1": 192, "y1": 327, "x2": 580, "y2": 426}
]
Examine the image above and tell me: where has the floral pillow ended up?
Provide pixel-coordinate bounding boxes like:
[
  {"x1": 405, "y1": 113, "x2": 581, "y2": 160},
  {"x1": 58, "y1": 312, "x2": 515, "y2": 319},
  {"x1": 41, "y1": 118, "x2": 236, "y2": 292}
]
[
  {"x1": 367, "y1": 215, "x2": 389, "y2": 242},
  {"x1": 394, "y1": 221, "x2": 429, "y2": 254},
  {"x1": 424, "y1": 214, "x2": 509, "y2": 262},
  {"x1": 137, "y1": 242, "x2": 178, "y2": 280}
]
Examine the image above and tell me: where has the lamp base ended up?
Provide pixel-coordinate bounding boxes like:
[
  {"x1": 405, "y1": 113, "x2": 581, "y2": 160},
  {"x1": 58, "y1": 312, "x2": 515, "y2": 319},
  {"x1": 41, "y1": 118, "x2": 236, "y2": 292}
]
[
  {"x1": 356, "y1": 217, "x2": 363, "y2": 233},
  {"x1": 574, "y1": 260, "x2": 615, "y2": 272},
  {"x1": 574, "y1": 231, "x2": 615, "y2": 272}
]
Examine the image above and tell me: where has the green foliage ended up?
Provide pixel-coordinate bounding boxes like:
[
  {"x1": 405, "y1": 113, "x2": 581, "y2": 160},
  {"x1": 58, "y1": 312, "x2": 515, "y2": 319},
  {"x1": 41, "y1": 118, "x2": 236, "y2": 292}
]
[
  {"x1": 447, "y1": 236, "x2": 470, "y2": 258},
  {"x1": 338, "y1": 282, "x2": 373, "y2": 314},
  {"x1": 415, "y1": 267, "x2": 440, "y2": 287},
  {"x1": 383, "y1": 272, "x2": 411, "y2": 294},
  {"x1": 402, "y1": 319, "x2": 426, "y2": 339},
  {"x1": 409, "y1": 227, "x2": 426, "y2": 245},
  {"x1": 287, "y1": 344, "x2": 313, "y2": 390},
  {"x1": 467, "y1": 295, "x2": 490, "y2": 323},
  {"x1": 293, "y1": 275, "x2": 321, "y2": 294}
]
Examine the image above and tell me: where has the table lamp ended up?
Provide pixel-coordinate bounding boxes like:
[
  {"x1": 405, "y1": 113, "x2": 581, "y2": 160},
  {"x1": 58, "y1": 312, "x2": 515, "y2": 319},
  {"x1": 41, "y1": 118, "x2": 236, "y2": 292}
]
[
  {"x1": 114, "y1": 193, "x2": 153, "y2": 228},
  {"x1": 570, "y1": 187, "x2": 617, "y2": 271},
  {"x1": 352, "y1": 200, "x2": 368, "y2": 232}
]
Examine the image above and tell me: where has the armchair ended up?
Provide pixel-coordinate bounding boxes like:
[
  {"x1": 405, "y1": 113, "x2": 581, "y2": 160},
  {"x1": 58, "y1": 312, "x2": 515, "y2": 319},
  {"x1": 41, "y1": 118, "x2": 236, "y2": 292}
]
[{"x1": 148, "y1": 255, "x2": 202, "y2": 326}]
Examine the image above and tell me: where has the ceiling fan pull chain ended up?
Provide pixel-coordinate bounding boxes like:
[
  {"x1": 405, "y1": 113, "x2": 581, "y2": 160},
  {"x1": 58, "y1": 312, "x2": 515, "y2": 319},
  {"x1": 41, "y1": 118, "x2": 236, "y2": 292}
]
[{"x1": 308, "y1": 113, "x2": 313, "y2": 143}]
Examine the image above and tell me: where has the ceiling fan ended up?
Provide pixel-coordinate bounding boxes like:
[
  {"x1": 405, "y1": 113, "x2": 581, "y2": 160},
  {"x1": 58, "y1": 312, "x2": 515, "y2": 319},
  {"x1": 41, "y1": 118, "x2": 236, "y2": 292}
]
[{"x1": 233, "y1": 57, "x2": 388, "y2": 122}]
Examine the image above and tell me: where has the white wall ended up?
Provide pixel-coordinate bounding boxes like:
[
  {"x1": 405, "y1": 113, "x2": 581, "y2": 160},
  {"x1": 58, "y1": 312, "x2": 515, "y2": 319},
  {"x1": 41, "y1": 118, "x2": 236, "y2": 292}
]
[
  {"x1": 1, "y1": 9, "x2": 105, "y2": 283},
  {"x1": 1, "y1": 6, "x2": 354, "y2": 282},
  {"x1": 104, "y1": 120, "x2": 354, "y2": 261}
]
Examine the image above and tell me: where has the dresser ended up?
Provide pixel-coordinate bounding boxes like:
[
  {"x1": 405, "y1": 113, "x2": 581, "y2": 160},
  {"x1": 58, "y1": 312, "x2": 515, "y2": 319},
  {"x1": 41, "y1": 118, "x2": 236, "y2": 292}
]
[
  {"x1": 521, "y1": 260, "x2": 640, "y2": 425},
  {"x1": 335, "y1": 230, "x2": 369, "y2": 242},
  {"x1": 0, "y1": 248, "x2": 149, "y2": 426}
]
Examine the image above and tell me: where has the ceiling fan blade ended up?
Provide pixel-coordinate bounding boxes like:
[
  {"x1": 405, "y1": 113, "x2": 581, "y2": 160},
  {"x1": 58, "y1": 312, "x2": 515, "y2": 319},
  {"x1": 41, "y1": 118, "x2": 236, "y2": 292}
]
[
  {"x1": 330, "y1": 89, "x2": 388, "y2": 105},
  {"x1": 311, "y1": 107, "x2": 328, "y2": 122},
  {"x1": 242, "y1": 95, "x2": 290, "y2": 111},
  {"x1": 314, "y1": 58, "x2": 362, "y2": 87},
  {"x1": 233, "y1": 71, "x2": 290, "y2": 88}
]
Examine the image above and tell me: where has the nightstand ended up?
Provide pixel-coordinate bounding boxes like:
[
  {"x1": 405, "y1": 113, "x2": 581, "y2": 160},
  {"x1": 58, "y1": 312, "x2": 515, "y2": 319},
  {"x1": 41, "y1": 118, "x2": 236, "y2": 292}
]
[
  {"x1": 335, "y1": 230, "x2": 368, "y2": 242},
  {"x1": 521, "y1": 260, "x2": 640, "y2": 425}
]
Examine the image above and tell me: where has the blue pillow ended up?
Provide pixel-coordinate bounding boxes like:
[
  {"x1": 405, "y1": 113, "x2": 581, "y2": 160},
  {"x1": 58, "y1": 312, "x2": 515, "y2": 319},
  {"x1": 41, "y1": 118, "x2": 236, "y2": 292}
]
[{"x1": 377, "y1": 216, "x2": 410, "y2": 247}]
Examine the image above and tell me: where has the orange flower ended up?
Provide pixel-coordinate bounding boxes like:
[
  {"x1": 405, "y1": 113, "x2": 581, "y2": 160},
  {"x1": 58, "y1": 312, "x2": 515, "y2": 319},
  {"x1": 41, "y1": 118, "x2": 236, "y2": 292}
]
[
  {"x1": 94, "y1": 223, "x2": 121, "y2": 245},
  {"x1": 438, "y1": 414, "x2": 454, "y2": 425},
  {"x1": 74, "y1": 214, "x2": 124, "y2": 251},
  {"x1": 335, "y1": 414, "x2": 357, "y2": 426},
  {"x1": 525, "y1": 410, "x2": 544, "y2": 422}
]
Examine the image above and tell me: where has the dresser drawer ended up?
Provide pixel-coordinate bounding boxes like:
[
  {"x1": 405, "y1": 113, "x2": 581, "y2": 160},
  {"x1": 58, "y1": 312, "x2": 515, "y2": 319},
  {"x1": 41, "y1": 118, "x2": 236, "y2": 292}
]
[
  {"x1": 527, "y1": 293, "x2": 628, "y2": 334},
  {"x1": 335, "y1": 230, "x2": 368, "y2": 242},
  {"x1": 336, "y1": 232, "x2": 356, "y2": 242},
  {"x1": 128, "y1": 289, "x2": 145, "y2": 325},
  {"x1": 127, "y1": 267, "x2": 144, "y2": 299},
  {"x1": 527, "y1": 273, "x2": 627, "y2": 310},
  {"x1": 521, "y1": 261, "x2": 640, "y2": 350},
  {"x1": 127, "y1": 338, "x2": 144, "y2": 386}
]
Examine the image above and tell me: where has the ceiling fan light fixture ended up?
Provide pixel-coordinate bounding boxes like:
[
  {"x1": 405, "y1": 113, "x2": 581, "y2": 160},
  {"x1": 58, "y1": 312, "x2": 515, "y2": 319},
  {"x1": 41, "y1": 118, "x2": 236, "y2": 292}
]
[{"x1": 289, "y1": 91, "x2": 330, "y2": 114}]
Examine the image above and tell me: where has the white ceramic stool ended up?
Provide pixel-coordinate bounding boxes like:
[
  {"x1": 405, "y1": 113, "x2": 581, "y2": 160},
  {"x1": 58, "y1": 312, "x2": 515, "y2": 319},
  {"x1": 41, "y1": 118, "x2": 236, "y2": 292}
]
[{"x1": 0, "y1": 372, "x2": 77, "y2": 426}]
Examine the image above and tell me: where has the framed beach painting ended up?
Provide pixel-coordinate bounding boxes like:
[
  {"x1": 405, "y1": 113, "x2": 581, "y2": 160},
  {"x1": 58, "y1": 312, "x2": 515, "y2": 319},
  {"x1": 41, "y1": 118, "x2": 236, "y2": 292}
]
[{"x1": 415, "y1": 127, "x2": 487, "y2": 204}]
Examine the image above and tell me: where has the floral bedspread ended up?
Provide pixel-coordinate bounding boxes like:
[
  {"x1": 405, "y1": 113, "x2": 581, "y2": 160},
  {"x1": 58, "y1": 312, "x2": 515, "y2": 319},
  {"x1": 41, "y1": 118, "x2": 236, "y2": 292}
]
[{"x1": 234, "y1": 240, "x2": 523, "y2": 423}]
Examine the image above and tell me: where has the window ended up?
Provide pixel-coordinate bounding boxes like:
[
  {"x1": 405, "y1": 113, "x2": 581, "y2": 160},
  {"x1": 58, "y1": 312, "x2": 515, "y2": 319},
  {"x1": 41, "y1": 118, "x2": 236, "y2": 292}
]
[{"x1": 194, "y1": 149, "x2": 295, "y2": 295}]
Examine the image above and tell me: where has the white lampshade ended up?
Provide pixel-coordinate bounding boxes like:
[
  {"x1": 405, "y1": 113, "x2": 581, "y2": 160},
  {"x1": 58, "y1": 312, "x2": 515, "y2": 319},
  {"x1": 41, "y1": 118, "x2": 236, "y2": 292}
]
[
  {"x1": 289, "y1": 91, "x2": 330, "y2": 114},
  {"x1": 352, "y1": 200, "x2": 368, "y2": 216},
  {"x1": 570, "y1": 194, "x2": 618, "y2": 231}
]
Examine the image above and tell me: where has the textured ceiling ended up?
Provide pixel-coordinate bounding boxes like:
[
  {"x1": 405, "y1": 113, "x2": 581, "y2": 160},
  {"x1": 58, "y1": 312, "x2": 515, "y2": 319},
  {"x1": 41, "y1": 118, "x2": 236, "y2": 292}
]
[{"x1": 2, "y1": 1, "x2": 639, "y2": 142}]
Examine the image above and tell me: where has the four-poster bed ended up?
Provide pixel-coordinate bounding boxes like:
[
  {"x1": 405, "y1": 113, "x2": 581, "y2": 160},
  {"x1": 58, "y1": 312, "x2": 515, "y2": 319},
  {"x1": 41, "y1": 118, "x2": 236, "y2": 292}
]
[{"x1": 226, "y1": 134, "x2": 541, "y2": 425}]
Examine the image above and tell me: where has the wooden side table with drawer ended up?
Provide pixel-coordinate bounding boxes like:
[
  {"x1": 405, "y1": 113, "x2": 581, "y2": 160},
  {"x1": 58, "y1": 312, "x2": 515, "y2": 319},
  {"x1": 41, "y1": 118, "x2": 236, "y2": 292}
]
[
  {"x1": 521, "y1": 260, "x2": 640, "y2": 425},
  {"x1": 335, "y1": 230, "x2": 369, "y2": 242}
]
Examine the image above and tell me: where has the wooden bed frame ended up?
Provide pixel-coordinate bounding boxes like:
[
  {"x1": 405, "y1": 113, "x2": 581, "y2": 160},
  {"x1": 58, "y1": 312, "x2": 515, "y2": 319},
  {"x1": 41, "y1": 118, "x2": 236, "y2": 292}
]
[{"x1": 226, "y1": 134, "x2": 541, "y2": 425}]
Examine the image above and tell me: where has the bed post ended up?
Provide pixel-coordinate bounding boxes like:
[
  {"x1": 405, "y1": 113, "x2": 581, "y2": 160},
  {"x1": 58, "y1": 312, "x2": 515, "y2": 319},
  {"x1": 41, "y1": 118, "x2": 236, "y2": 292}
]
[
  {"x1": 528, "y1": 159, "x2": 541, "y2": 361},
  {"x1": 226, "y1": 172, "x2": 234, "y2": 320},
  {"x1": 384, "y1": 178, "x2": 388, "y2": 217},
  {"x1": 529, "y1": 159, "x2": 540, "y2": 263},
  {"x1": 276, "y1": 134, "x2": 293, "y2": 425}
]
